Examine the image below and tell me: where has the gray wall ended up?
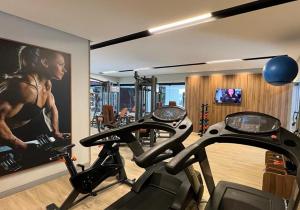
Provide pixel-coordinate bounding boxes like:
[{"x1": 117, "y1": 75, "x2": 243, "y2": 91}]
[{"x1": 0, "y1": 11, "x2": 90, "y2": 196}]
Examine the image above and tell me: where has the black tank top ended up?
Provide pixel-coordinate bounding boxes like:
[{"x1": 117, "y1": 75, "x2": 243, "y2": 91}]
[{"x1": 6, "y1": 75, "x2": 43, "y2": 128}]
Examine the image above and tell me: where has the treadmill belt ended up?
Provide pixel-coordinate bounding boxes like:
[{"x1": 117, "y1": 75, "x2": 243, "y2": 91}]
[{"x1": 106, "y1": 186, "x2": 175, "y2": 210}]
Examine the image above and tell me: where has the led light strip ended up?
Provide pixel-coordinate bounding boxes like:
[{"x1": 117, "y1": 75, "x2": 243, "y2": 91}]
[
  {"x1": 91, "y1": 0, "x2": 296, "y2": 49},
  {"x1": 101, "y1": 71, "x2": 118, "y2": 74},
  {"x1": 206, "y1": 59, "x2": 243, "y2": 64},
  {"x1": 99, "y1": 55, "x2": 285, "y2": 74},
  {"x1": 134, "y1": 67, "x2": 153, "y2": 71},
  {"x1": 148, "y1": 13, "x2": 214, "y2": 34}
]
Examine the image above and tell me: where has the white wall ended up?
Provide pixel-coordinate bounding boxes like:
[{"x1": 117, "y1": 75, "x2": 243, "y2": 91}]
[
  {"x1": 119, "y1": 73, "x2": 188, "y2": 84},
  {"x1": 0, "y1": 12, "x2": 90, "y2": 196},
  {"x1": 118, "y1": 69, "x2": 262, "y2": 84},
  {"x1": 292, "y1": 56, "x2": 300, "y2": 83},
  {"x1": 288, "y1": 83, "x2": 300, "y2": 131},
  {"x1": 90, "y1": 73, "x2": 119, "y2": 83}
]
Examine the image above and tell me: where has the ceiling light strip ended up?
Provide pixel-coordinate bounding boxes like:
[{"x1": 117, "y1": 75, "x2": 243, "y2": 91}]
[
  {"x1": 91, "y1": 0, "x2": 296, "y2": 50},
  {"x1": 212, "y1": 0, "x2": 296, "y2": 18},
  {"x1": 119, "y1": 69, "x2": 134, "y2": 72},
  {"x1": 101, "y1": 55, "x2": 287, "y2": 73},
  {"x1": 90, "y1": 30, "x2": 150, "y2": 49},
  {"x1": 243, "y1": 55, "x2": 284, "y2": 61},
  {"x1": 153, "y1": 55, "x2": 285, "y2": 69},
  {"x1": 134, "y1": 67, "x2": 153, "y2": 71},
  {"x1": 206, "y1": 59, "x2": 242, "y2": 64},
  {"x1": 154, "y1": 62, "x2": 206, "y2": 69},
  {"x1": 102, "y1": 71, "x2": 118, "y2": 74},
  {"x1": 148, "y1": 13, "x2": 215, "y2": 34}
]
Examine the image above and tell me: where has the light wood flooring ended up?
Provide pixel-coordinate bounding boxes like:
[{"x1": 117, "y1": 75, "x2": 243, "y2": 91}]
[{"x1": 0, "y1": 131, "x2": 288, "y2": 210}]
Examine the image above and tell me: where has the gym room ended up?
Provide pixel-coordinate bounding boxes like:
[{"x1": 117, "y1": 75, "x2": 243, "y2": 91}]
[{"x1": 0, "y1": 1, "x2": 300, "y2": 210}]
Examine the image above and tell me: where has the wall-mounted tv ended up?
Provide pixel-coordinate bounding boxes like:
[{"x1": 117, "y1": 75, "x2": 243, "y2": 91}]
[{"x1": 215, "y1": 88, "x2": 242, "y2": 104}]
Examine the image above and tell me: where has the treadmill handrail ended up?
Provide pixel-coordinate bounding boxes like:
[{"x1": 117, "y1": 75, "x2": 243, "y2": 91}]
[
  {"x1": 166, "y1": 134, "x2": 300, "y2": 180},
  {"x1": 166, "y1": 141, "x2": 201, "y2": 175},
  {"x1": 166, "y1": 124, "x2": 300, "y2": 187},
  {"x1": 135, "y1": 118, "x2": 192, "y2": 168},
  {"x1": 80, "y1": 119, "x2": 175, "y2": 147},
  {"x1": 166, "y1": 120, "x2": 300, "y2": 210}
]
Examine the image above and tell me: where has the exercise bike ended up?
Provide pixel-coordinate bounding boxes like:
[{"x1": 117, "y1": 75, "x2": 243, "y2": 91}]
[{"x1": 47, "y1": 140, "x2": 134, "y2": 210}]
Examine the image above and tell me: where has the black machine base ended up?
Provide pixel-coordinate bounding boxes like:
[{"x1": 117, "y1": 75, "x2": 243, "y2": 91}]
[
  {"x1": 46, "y1": 178, "x2": 135, "y2": 210},
  {"x1": 205, "y1": 181, "x2": 285, "y2": 210},
  {"x1": 106, "y1": 162, "x2": 201, "y2": 210},
  {"x1": 80, "y1": 106, "x2": 204, "y2": 210},
  {"x1": 46, "y1": 141, "x2": 135, "y2": 210}
]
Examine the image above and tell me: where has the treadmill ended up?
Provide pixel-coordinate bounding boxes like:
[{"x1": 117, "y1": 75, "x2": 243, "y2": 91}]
[
  {"x1": 166, "y1": 111, "x2": 300, "y2": 210},
  {"x1": 80, "y1": 106, "x2": 203, "y2": 210}
]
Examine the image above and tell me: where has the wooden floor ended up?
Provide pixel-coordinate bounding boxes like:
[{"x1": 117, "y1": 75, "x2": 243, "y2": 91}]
[{"x1": 0, "y1": 131, "x2": 284, "y2": 210}]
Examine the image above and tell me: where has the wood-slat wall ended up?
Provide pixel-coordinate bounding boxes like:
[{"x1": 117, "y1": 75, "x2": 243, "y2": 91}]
[{"x1": 186, "y1": 73, "x2": 292, "y2": 132}]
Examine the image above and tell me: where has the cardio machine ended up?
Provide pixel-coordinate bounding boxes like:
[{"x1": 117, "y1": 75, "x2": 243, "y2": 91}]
[
  {"x1": 47, "y1": 140, "x2": 134, "y2": 210},
  {"x1": 166, "y1": 112, "x2": 300, "y2": 210},
  {"x1": 81, "y1": 106, "x2": 204, "y2": 210}
]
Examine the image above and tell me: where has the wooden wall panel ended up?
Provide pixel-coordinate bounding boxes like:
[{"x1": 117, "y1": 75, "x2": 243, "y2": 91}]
[
  {"x1": 186, "y1": 75, "x2": 207, "y2": 131},
  {"x1": 186, "y1": 73, "x2": 292, "y2": 132}
]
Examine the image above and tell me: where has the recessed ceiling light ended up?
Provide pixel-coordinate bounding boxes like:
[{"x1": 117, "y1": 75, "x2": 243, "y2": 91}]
[
  {"x1": 206, "y1": 59, "x2": 243, "y2": 64},
  {"x1": 148, "y1": 13, "x2": 215, "y2": 34}
]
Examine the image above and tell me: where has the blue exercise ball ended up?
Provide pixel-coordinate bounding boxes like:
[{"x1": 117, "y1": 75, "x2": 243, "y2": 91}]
[{"x1": 263, "y1": 55, "x2": 298, "y2": 86}]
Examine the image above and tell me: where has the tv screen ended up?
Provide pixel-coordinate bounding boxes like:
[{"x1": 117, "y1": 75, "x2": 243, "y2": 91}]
[{"x1": 215, "y1": 88, "x2": 242, "y2": 104}]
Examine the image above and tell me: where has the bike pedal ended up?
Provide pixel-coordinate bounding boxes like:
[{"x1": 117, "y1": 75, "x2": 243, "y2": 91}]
[
  {"x1": 46, "y1": 203, "x2": 60, "y2": 210},
  {"x1": 90, "y1": 192, "x2": 97, "y2": 196}
]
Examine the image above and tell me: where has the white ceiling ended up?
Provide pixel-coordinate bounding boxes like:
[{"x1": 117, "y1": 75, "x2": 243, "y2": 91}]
[
  {"x1": 1, "y1": 0, "x2": 300, "y2": 77},
  {"x1": 0, "y1": 0, "x2": 251, "y2": 42}
]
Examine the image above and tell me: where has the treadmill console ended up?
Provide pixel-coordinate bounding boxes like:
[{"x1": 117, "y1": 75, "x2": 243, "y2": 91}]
[
  {"x1": 225, "y1": 112, "x2": 281, "y2": 134},
  {"x1": 152, "y1": 107, "x2": 186, "y2": 122}
]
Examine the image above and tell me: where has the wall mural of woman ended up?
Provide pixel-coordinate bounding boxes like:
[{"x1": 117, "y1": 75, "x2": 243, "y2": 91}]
[{"x1": 0, "y1": 38, "x2": 71, "y2": 176}]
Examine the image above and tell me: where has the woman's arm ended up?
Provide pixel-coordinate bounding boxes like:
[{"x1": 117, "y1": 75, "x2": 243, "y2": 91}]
[
  {"x1": 0, "y1": 101, "x2": 27, "y2": 149},
  {"x1": 46, "y1": 92, "x2": 63, "y2": 139},
  {"x1": 0, "y1": 77, "x2": 46, "y2": 150}
]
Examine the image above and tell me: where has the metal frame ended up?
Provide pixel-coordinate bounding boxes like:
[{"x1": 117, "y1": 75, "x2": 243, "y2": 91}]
[
  {"x1": 46, "y1": 143, "x2": 134, "y2": 210},
  {"x1": 134, "y1": 72, "x2": 157, "y2": 146},
  {"x1": 90, "y1": 79, "x2": 120, "y2": 127}
]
